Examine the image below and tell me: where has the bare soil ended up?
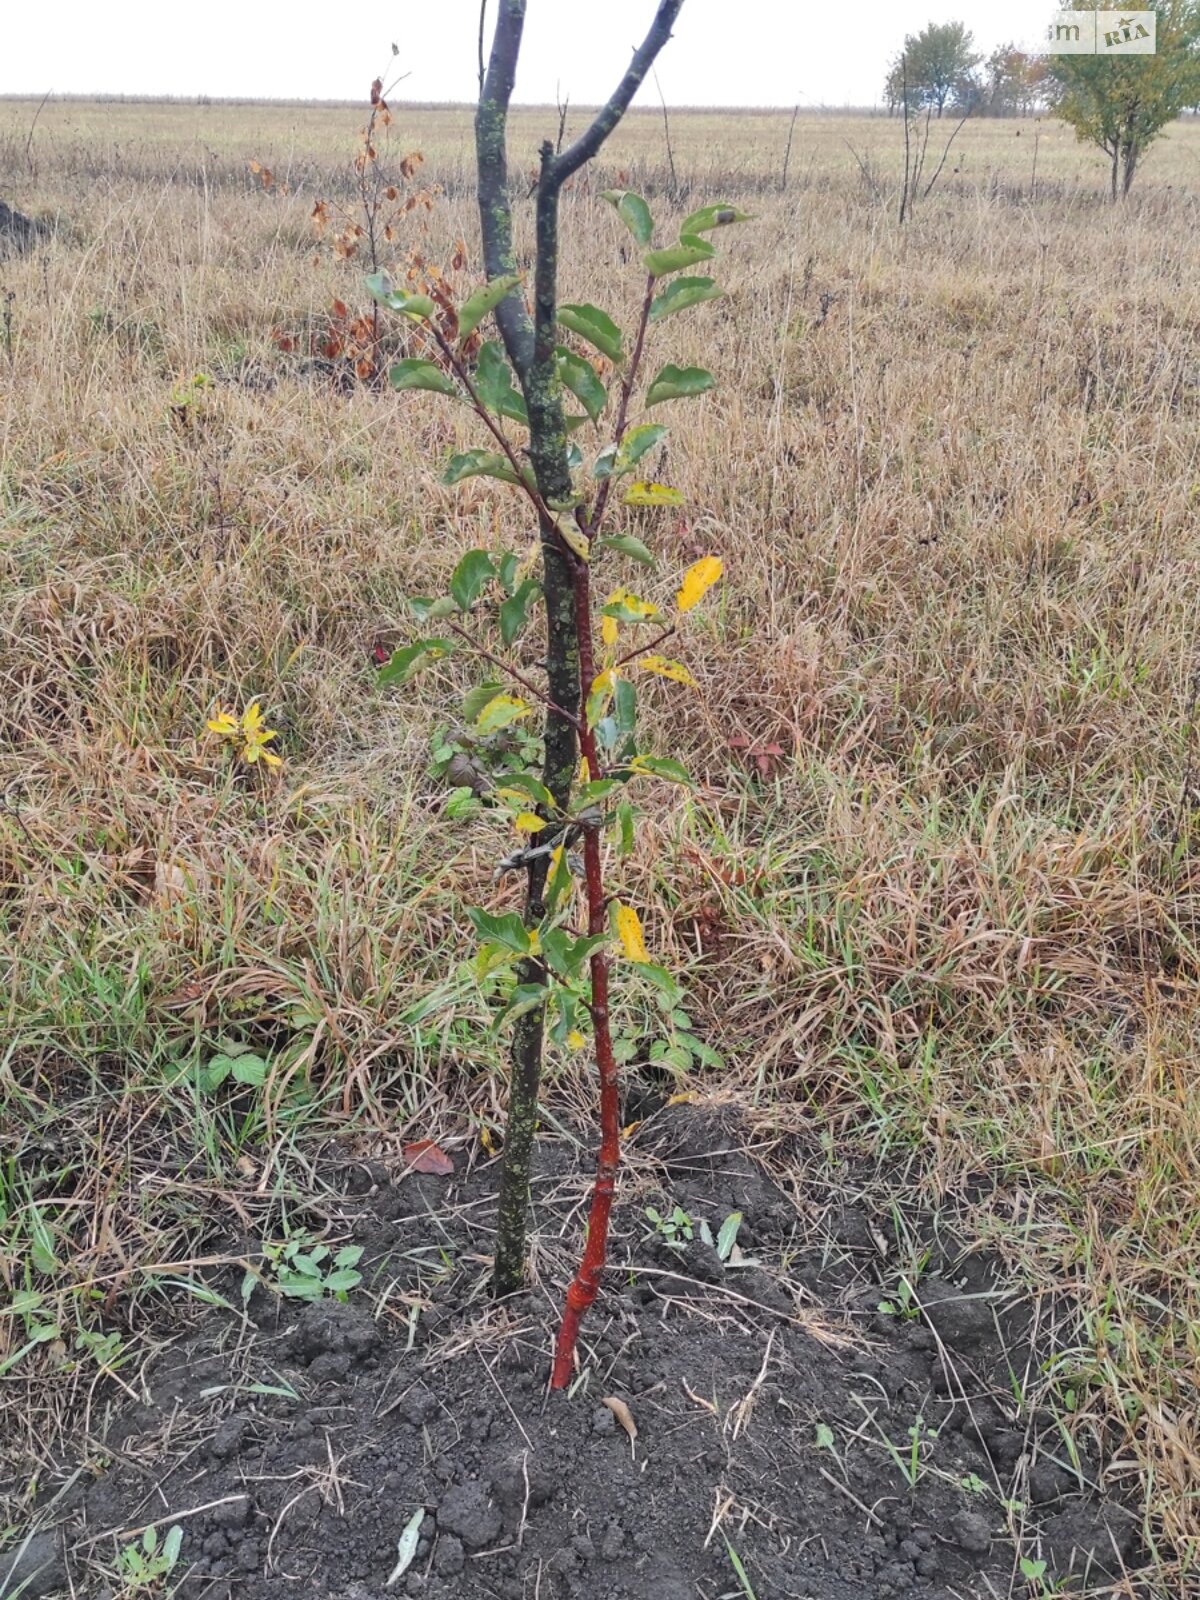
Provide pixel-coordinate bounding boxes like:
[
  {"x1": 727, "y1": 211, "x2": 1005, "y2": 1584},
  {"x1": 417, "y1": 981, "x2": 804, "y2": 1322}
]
[{"x1": 4, "y1": 1110, "x2": 1147, "y2": 1599}]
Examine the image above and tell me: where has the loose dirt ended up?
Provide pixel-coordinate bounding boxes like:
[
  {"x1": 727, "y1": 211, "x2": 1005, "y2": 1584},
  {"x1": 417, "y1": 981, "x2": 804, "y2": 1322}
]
[{"x1": 5, "y1": 1109, "x2": 1146, "y2": 1599}]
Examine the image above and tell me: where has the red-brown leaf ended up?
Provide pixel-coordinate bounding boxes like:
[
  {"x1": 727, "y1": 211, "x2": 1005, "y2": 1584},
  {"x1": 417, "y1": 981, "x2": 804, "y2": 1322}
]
[{"x1": 403, "y1": 1140, "x2": 454, "y2": 1176}]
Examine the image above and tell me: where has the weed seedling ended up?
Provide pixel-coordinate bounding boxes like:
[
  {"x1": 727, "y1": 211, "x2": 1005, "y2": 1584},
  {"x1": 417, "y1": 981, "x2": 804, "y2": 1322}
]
[
  {"x1": 645, "y1": 1205, "x2": 694, "y2": 1248},
  {"x1": 117, "y1": 1524, "x2": 183, "y2": 1594},
  {"x1": 245, "y1": 1236, "x2": 364, "y2": 1303}
]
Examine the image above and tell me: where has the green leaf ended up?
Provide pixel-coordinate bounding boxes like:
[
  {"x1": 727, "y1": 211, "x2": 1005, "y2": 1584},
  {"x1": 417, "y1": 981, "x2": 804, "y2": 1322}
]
[
  {"x1": 618, "y1": 423, "x2": 668, "y2": 470},
  {"x1": 601, "y1": 189, "x2": 653, "y2": 246},
  {"x1": 646, "y1": 363, "x2": 715, "y2": 407},
  {"x1": 468, "y1": 907, "x2": 531, "y2": 956},
  {"x1": 614, "y1": 677, "x2": 637, "y2": 739},
  {"x1": 443, "y1": 449, "x2": 525, "y2": 488},
  {"x1": 679, "y1": 203, "x2": 753, "y2": 235},
  {"x1": 409, "y1": 595, "x2": 458, "y2": 621},
  {"x1": 716, "y1": 1211, "x2": 742, "y2": 1261},
  {"x1": 389, "y1": 359, "x2": 459, "y2": 398},
  {"x1": 231, "y1": 1053, "x2": 268, "y2": 1086},
  {"x1": 556, "y1": 348, "x2": 607, "y2": 424},
  {"x1": 364, "y1": 272, "x2": 435, "y2": 319},
  {"x1": 450, "y1": 549, "x2": 496, "y2": 611},
  {"x1": 629, "y1": 754, "x2": 693, "y2": 785},
  {"x1": 458, "y1": 274, "x2": 522, "y2": 341},
  {"x1": 540, "y1": 928, "x2": 580, "y2": 980},
  {"x1": 639, "y1": 962, "x2": 683, "y2": 1005},
  {"x1": 643, "y1": 235, "x2": 714, "y2": 278},
  {"x1": 617, "y1": 800, "x2": 635, "y2": 854},
  {"x1": 650, "y1": 276, "x2": 724, "y2": 322},
  {"x1": 493, "y1": 771, "x2": 555, "y2": 808},
  {"x1": 545, "y1": 845, "x2": 575, "y2": 914},
  {"x1": 378, "y1": 637, "x2": 457, "y2": 686},
  {"x1": 497, "y1": 550, "x2": 519, "y2": 595},
  {"x1": 162, "y1": 1527, "x2": 184, "y2": 1568},
  {"x1": 500, "y1": 578, "x2": 542, "y2": 646},
  {"x1": 323, "y1": 1269, "x2": 363, "y2": 1293},
  {"x1": 594, "y1": 534, "x2": 655, "y2": 566},
  {"x1": 549, "y1": 988, "x2": 579, "y2": 1046},
  {"x1": 474, "y1": 342, "x2": 529, "y2": 427},
  {"x1": 558, "y1": 303, "x2": 624, "y2": 364},
  {"x1": 463, "y1": 679, "x2": 505, "y2": 723},
  {"x1": 499, "y1": 983, "x2": 549, "y2": 1025}
]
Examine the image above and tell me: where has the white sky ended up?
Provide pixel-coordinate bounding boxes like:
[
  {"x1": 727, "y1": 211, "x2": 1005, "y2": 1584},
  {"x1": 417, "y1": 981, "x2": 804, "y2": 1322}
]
[{"x1": 2, "y1": 2, "x2": 1062, "y2": 106}]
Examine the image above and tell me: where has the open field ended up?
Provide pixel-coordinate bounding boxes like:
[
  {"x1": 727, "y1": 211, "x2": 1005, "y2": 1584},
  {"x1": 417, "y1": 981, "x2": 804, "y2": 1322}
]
[{"x1": 2, "y1": 97, "x2": 1200, "y2": 1597}]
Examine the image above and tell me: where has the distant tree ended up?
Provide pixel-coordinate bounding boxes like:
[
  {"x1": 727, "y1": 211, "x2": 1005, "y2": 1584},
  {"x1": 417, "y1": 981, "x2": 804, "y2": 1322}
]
[
  {"x1": 1047, "y1": 0, "x2": 1200, "y2": 197},
  {"x1": 886, "y1": 21, "x2": 981, "y2": 117},
  {"x1": 981, "y1": 44, "x2": 1045, "y2": 116}
]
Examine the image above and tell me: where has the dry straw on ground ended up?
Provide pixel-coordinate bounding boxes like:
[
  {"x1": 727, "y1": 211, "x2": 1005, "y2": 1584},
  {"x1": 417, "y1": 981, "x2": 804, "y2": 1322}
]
[{"x1": 2, "y1": 98, "x2": 1200, "y2": 1586}]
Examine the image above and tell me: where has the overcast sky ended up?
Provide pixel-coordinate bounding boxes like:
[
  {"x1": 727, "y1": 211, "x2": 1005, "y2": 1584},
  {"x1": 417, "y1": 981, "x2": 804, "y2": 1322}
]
[{"x1": 3, "y1": 2, "x2": 1062, "y2": 106}]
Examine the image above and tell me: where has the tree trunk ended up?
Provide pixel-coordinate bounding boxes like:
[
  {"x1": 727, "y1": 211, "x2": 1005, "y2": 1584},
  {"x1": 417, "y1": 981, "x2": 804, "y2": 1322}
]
[{"x1": 474, "y1": 0, "x2": 684, "y2": 1301}]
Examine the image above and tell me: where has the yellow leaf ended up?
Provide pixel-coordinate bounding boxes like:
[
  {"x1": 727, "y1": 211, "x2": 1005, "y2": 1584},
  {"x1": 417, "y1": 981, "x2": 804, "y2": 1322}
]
[
  {"x1": 578, "y1": 757, "x2": 591, "y2": 784},
  {"x1": 622, "y1": 481, "x2": 684, "y2": 507},
  {"x1": 206, "y1": 711, "x2": 239, "y2": 738},
  {"x1": 637, "y1": 655, "x2": 697, "y2": 688},
  {"x1": 475, "y1": 693, "x2": 530, "y2": 732},
  {"x1": 480, "y1": 1126, "x2": 496, "y2": 1153},
  {"x1": 602, "y1": 613, "x2": 619, "y2": 647},
  {"x1": 555, "y1": 517, "x2": 591, "y2": 561},
  {"x1": 614, "y1": 902, "x2": 649, "y2": 963},
  {"x1": 527, "y1": 929, "x2": 541, "y2": 955},
  {"x1": 566, "y1": 1029, "x2": 587, "y2": 1050},
  {"x1": 667, "y1": 1091, "x2": 699, "y2": 1106},
  {"x1": 513, "y1": 812, "x2": 545, "y2": 833},
  {"x1": 514, "y1": 538, "x2": 541, "y2": 582},
  {"x1": 677, "y1": 555, "x2": 723, "y2": 613}
]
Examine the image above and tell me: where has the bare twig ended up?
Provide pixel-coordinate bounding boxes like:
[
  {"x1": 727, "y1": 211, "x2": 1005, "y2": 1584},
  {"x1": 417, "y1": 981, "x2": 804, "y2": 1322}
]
[{"x1": 653, "y1": 68, "x2": 679, "y2": 200}]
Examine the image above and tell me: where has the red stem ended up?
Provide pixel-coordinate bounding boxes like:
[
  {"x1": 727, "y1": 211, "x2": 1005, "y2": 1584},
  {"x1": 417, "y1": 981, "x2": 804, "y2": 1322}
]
[{"x1": 549, "y1": 558, "x2": 622, "y2": 1390}]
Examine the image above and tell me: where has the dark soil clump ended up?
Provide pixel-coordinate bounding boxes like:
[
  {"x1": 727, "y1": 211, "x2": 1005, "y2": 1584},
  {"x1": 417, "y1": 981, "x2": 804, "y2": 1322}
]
[
  {"x1": 7, "y1": 1109, "x2": 1148, "y2": 1599},
  {"x1": 0, "y1": 199, "x2": 46, "y2": 256}
]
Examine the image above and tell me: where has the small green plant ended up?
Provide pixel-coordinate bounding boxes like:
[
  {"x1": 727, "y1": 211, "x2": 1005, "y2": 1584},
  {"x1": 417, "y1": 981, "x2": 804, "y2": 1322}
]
[
  {"x1": 117, "y1": 1524, "x2": 183, "y2": 1594},
  {"x1": 878, "y1": 1275, "x2": 920, "y2": 1320},
  {"x1": 645, "y1": 1204, "x2": 694, "y2": 1247},
  {"x1": 1019, "y1": 1555, "x2": 1054, "y2": 1597},
  {"x1": 696, "y1": 1210, "x2": 746, "y2": 1262},
  {"x1": 872, "y1": 1413, "x2": 939, "y2": 1490},
  {"x1": 245, "y1": 1236, "x2": 364, "y2": 1303},
  {"x1": 724, "y1": 1537, "x2": 760, "y2": 1600}
]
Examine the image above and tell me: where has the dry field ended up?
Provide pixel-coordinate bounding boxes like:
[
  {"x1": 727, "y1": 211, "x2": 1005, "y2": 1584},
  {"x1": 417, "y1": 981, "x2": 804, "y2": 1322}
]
[{"x1": 2, "y1": 96, "x2": 1200, "y2": 1592}]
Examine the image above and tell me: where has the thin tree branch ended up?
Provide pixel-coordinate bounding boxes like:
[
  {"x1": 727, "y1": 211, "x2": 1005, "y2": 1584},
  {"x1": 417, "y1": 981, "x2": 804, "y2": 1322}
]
[
  {"x1": 444, "y1": 624, "x2": 585, "y2": 732},
  {"x1": 427, "y1": 324, "x2": 552, "y2": 522},
  {"x1": 550, "y1": 0, "x2": 685, "y2": 186},
  {"x1": 611, "y1": 623, "x2": 676, "y2": 670},
  {"x1": 590, "y1": 273, "x2": 656, "y2": 534}
]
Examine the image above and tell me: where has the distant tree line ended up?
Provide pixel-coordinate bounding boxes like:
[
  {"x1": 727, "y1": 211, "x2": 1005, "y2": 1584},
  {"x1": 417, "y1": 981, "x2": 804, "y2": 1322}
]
[
  {"x1": 885, "y1": 5, "x2": 1200, "y2": 198},
  {"x1": 885, "y1": 24, "x2": 1047, "y2": 118}
]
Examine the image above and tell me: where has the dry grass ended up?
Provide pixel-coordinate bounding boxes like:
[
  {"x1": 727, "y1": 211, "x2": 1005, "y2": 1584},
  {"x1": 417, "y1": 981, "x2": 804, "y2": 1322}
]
[{"x1": 2, "y1": 96, "x2": 1200, "y2": 1587}]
